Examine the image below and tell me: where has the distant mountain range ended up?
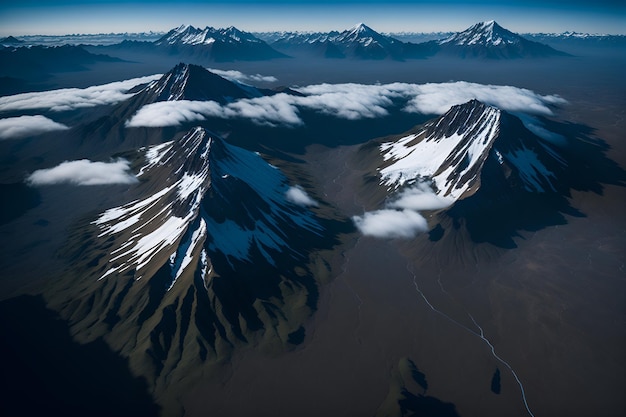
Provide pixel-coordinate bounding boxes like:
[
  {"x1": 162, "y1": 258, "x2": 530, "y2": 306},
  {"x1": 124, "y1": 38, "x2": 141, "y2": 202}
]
[
  {"x1": 7, "y1": 20, "x2": 623, "y2": 67},
  {"x1": 262, "y1": 21, "x2": 569, "y2": 60},
  {"x1": 0, "y1": 36, "x2": 23, "y2": 45},
  {"x1": 0, "y1": 44, "x2": 122, "y2": 86},
  {"x1": 4, "y1": 21, "x2": 623, "y2": 63},
  {"x1": 269, "y1": 23, "x2": 410, "y2": 59},
  {"x1": 152, "y1": 24, "x2": 287, "y2": 61}
]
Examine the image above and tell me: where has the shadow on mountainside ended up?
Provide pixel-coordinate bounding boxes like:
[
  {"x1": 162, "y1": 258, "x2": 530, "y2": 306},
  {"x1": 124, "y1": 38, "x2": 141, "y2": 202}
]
[
  {"x1": 445, "y1": 119, "x2": 626, "y2": 248},
  {"x1": 0, "y1": 294, "x2": 160, "y2": 417}
]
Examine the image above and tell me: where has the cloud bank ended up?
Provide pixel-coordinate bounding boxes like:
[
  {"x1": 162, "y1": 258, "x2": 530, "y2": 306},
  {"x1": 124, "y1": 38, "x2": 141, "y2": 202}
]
[
  {"x1": 126, "y1": 96, "x2": 302, "y2": 127},
  {"x1": 208, "y1": 68, "x2": 278, "y2": 84},
  {"x1": 126, "y1": 81, "x2": 566, "y2": 128},
  {"x1": 0, "y1": 115, "x2": 69, "y2": 140},
  {"x1": 403, "y1": 81, "x2": 567, "y2": 116},
  {"x1": 0, "y1": 74, "x2": 161, "y2": 113},
  {"x1": 27, "y1": 159, "x2": 138, "y2": 186},
  {"x1": 286, "y1": 185, "x2": 318, "y2": 207}
]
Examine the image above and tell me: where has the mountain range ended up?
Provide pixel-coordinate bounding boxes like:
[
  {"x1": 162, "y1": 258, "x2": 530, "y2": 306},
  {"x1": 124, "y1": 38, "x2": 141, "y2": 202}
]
[
  {"x1": 152, "y1": 24, "x2": 287, "y2": 61},
  {"x1": 0, "y1": 20, "x2": 576, "y2": 92},
  {"x1": 0, "y1": 44, "x2": 122, "y2": 94},
  {"x1": 263, "y1": 20, "x2": 568, "y2": 60},
  {"x1": 80, "y1": 20, "x2": 569, "y2": 62}
]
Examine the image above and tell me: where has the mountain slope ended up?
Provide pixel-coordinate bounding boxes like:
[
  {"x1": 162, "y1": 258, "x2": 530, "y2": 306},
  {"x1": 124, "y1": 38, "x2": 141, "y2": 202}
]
[
  {"x1": 135, "y1": 62, "x2": 263, "y2": 103},
  {"x1": 47, "y1": 126, "x2": 342, "y2": 412},
  {"x1": 74, "y1": 63, "x2": 269, "y2": 155},
  {"x1": 437, "y1": 20, "x2": 569, "y2": 58},
  {"x1": 377, "y1": 100, "x2": 566, "y2": 201},
  {"x1": 354, "y1": 99, "x2": 592, "y2": 247}
]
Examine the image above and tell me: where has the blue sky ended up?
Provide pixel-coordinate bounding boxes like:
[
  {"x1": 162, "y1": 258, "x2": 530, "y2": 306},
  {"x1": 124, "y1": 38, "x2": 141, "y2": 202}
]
[{"x1": 0, "y1": 0, "x2": 624, "y2": 36}]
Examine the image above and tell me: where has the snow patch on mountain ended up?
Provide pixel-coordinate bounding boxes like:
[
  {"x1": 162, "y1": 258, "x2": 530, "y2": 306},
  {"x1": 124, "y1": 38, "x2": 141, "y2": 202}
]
[
  {"x1": 94, "y1": 127, "x2": 211, "y2": 279},
  {"x1": 168, "y1": 218, "x2": 207, "y2": 290},
  {"x1": 504, "y1": 147, "x2": 556, "y2": 192},
  {"x1": 93, "y1": 126, "x2": 323, "y2": 279},
  {"x1": 380, "y1": 104, "x2": 501, "y2": 200}
]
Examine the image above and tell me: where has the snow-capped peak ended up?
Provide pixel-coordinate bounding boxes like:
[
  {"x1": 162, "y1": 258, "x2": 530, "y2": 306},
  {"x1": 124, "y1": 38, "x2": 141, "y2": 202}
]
[
  {"x1": 380, "y1": 100, "x2": 501, "y2": 200},
  {"x1": 351, "y1": 23, "x2": 371, "y2": 33},
  {"x1": 174, "y1": 24, "x2": 193, "y2": 33},
  {"x1": 378, "y1": 99, "x2": 566, "y2": 204},
  {"x1": 440, "y1": 20, "x2": 519, "y2": 47},
  {"x1": 341, "y1": 22, "x2": 380, "y2": 40},
  {"x1": 139, "y1": 63, "x2": 261, "y2": 104},
  {"x1": 93, "y1": 126, "x2": 322, "y2": 283}
]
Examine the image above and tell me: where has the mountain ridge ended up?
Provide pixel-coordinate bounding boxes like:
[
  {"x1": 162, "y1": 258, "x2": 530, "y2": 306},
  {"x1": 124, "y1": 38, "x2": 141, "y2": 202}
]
[{"x1": 47, "y1": 125, "x2": 345, "y2": 414}]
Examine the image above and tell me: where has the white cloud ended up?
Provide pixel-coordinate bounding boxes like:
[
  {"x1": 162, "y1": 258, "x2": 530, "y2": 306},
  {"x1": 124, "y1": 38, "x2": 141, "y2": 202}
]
[
  {"x1": 388, "y1": 183, "x2": 454, "y2": 211},
  {"x1": 286, "y1": 185, "x2": 318, "y2": 207},
  {"x1": 226, "y1": 95, "x2": 303, "y2": 126},
  {"x1": 0, "y1": 74, "x2": 162, "y2": 113},
  {"x1": 0, "y1": 115, "x2": 69, "y2": 140},
  {"x1": 404, "y1": 81, "x2": 567, "y2": 116},
  {"x1": 352, "y1": 209, "x2": 428, "y2": 238},
  {"x1": 125, "y1": 80, "x2": 566, "y2": 128},
  {"x1": 125, "y1": 100, "x2": 224, "y2": 127},
  {"x1": 126, "y1": 95, "x2": 302, "y2": 128},
  {"x1": 27, "y1": 159, "x2": 138, "y2": 186},
  {"x1": 208, "y1": 68, "x2": 278, "y2": 84},
  {"x1": 353, "y1": 182, "x2": 452, "y2": 239},
  {"x1": 296, "y1": 83, "x2": 399, "y2": 119}
]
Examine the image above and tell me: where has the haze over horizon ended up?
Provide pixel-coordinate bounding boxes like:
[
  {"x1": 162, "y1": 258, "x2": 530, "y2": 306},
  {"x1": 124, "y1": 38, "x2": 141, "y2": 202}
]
[{"x1": 1, "y1": 0, "x2": 625, "y2": 36}]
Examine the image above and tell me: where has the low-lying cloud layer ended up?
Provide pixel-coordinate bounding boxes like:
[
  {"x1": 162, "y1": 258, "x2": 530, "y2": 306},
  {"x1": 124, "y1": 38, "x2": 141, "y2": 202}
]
[
  {"x1": 403, "y1": 81, "x2": 567, "y2": 116},
  {"x1": 0, "y1": 115, "x2": 69, "y2": 140},
  {"x1": 208, "y1": 68, "x2": 278, "y2": 84},
  {"x1": 286, "y1": 185, "x2": 318, "y2": 207},
  {"x1": 0, "y1": 74, "x2": 161, "y2": 113},
  {"x1": 353, "y1": 182, "x2": 453, "y2": 239},
  {"x1": 125, "y1": 96, "x2": 302, "y2": 127},
  {"x1": 126, "y1": 81, "x2": 566, "y2": 128},
  {"x1": 27, "y1": 159, "x2": 138, "y2": 186}
]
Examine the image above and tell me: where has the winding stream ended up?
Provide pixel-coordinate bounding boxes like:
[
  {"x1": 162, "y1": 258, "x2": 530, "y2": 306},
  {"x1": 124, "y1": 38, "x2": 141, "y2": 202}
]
[{"x1": 406, "y1": 262, "x2": 535, "y2": 417}]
